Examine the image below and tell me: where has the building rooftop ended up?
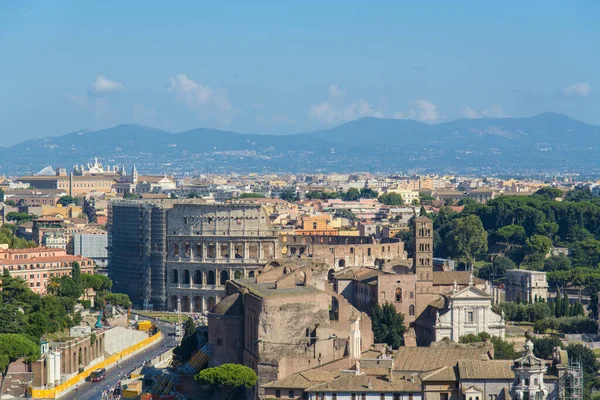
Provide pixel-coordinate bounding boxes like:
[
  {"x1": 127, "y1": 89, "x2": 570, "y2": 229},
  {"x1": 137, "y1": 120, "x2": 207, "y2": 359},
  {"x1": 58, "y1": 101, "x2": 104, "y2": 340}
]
[
  {"x1": 306, "y1": 373, "x2": 422, "y2": 393},
  {"x1": 432, "y1": 271, "x2": 485, "y2": 286},
  {"x1": 394, "y1": 346, "x2": 491, "y2": 372},
  {"x1": 458, "y1": 360, "x2": 514, "y2": 380},
  {"x1": 234, "y1": 278, "x2": 321, "y2": 299}
]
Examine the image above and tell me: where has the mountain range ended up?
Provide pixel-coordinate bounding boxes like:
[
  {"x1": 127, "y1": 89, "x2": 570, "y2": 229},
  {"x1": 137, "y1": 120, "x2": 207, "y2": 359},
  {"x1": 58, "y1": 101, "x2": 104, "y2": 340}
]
[{"x1": 4, "y1": 112, "x2": 600, "y2": 176}]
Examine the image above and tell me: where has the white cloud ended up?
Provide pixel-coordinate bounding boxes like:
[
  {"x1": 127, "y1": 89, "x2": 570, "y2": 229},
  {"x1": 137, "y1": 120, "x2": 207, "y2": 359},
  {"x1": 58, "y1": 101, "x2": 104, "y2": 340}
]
[
  {"x1": 88, "y1": 76, "x2": 124, "y2": 95},
  {"x1": 412, "y1": 99, "x2": 439, "y2": 122},
  {"x1": 563, "y1": 82, "x2": 590, "y2": 97},
  {"x1": 328, "y1": 84, "x2": 345, "y2": 99},
  {"x1": 168, "y1": 74, "x2": 231, "y2": 112},
  {"x1": 309, "y1": 85, "x2": 383, "y2": 124},
  {"x1": 461, "y1": 106, "x2": 481, "y2": 119},
  {"x1": 482, "y1": 104, "x2": 504, "y2": 118}
]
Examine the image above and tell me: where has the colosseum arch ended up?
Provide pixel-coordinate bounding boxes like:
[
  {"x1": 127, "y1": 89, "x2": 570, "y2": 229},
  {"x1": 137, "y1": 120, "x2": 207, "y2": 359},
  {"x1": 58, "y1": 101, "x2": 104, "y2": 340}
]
[
  {"x1": 220, "y1": 270, "x2": 229, "y2": 285},
  {"x1": 173, "y1": 243, "x2": 179, "y2": 257},
  {"x1": 183, "y1": 270, "x2": 191, "y2": 284},
  {"x1": 194, "y1": 270, "x2": 202, "y2": 285},
  {"x1": 207, "y1": 270, "x2": 216, "y2": 285},
  {"x1": 172, "y1": 269, "x2": 179, "y2": 284}
]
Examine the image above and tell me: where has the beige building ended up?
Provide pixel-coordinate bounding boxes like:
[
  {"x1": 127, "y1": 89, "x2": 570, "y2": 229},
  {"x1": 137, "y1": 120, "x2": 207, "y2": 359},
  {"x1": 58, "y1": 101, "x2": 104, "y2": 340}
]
[{"x1": 504, "y1": 270, "x2": 549, "y2": 303}]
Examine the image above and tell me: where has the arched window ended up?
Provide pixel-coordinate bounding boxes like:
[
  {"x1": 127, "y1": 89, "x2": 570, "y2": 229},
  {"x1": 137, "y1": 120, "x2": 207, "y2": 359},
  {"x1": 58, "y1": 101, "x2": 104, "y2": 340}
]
[
  {"x1": 207, "y1": 270, "x2": 215, "y2": 285},
  {"x1": 409, "y1": 305, "x2": 415, "y2": 316},
  {"x1": 338, "y1": 259, "x2": 346, "y2": 268},
  {"x1": 173, "y1": 243, "x2": 179, "y2": 257},
  {"x1": 234, "y1": 271, "x2": 242, "y2": 279},
  {"x1": 395, "y1": 287, "x2": 402, "y2": 303},
  {"x1": 207, "y1": 244, "x2": 216, "y2": 258},
  {"x1": 196, "y1": 243, "x2": 203, "y2": 258},
  {"x1": 184, "y1": 242, "x2": 190, "y2": 257},
  {"x1": 172, "y1": 269, "x2": 178, "y2": 284},
  {"x1": 248, "y1": 271, "x2": 255, "y2": 278},
  {"x1": 183, "y1": 270, "x2": 190, "y2": 284},
  {"x1": 327, "y1": 269, "x2": 335, "y2": 283},
  {"x1": 220, "y1": 270, "x2": 229, "y2": 285},
  {"x1": 194, "y1": 270, "x2": 202, "y2": 285}
]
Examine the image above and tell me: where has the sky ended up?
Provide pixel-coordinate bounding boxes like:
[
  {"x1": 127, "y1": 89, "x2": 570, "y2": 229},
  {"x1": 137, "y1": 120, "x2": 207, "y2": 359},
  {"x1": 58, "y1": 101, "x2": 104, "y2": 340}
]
[{"x1": 0, "y1": 1, "x2": 598, "y2": 145}]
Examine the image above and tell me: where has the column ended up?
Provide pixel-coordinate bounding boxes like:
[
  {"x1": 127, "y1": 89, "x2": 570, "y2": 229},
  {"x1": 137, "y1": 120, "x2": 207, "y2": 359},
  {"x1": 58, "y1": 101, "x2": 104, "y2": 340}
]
[
  {"x1": 216, "y1": 242, "x2": 221, "y2": 259},
  {"x1": 229, "y1": 242, "x2": 234, "y2": 261},
  {"x1": 215, "y1": 268, "x2": 220, "y2": 287},
  {"x1": 202, "y1": 296, "x2": 207, "y2": 312},
  {"x1": 244, "y1": 242, "x2": 249, "y2": 260},
  {"x1": 203, "y1": 271, "x2": 207, "y2": 287},
  {"x1": 258, "y1": 242, "x2": 263, "y2": 261},
  {"x1": 202, "y1": 243, "x2": 207, "y2": 262}
]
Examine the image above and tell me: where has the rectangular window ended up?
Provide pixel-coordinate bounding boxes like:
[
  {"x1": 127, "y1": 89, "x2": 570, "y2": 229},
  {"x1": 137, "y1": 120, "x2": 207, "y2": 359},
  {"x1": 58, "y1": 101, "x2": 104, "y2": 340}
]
[
  {"x1": 467, "y1": 311, "x2": 474, "y2": 322},
  {"x1": 440, "y1": 394, "x2": 449, "y2": 400},
  {"x1": 276, "y1": 389, "x2": 281, "y2": 398},
  {"x1": 350, "y1": 247, "x2": 354, "y2": 254},
  {"x1": 332, "y1": 394, "x2": 337, "y2": 400},
  {"x1": 381, "y1": 394, "x2": 386, "y2": 400},
  {"x1": 313, "y1": 222, "x2": 317, "y2": 229},
  {"x1": 410, "y1": 292, "x2": 414, "y2": 299},
  {"x1": 368, "y1": 248, "x2": 371, "y2": 256},
  {"x1": 288, "y1": 390, "x2": 294, "y2": 398}
]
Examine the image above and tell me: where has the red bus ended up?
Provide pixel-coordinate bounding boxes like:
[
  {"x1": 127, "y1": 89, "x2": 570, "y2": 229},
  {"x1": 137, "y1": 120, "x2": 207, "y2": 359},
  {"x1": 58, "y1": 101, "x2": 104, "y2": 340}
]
[{"x1": 90, "y1": 368, "x2": 106, "y2": 382}]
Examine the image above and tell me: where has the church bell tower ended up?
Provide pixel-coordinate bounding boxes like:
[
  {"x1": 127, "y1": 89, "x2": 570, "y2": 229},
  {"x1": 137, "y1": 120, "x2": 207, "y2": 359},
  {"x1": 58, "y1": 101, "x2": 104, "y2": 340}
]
[{"x1": 414, "y1": 215, "x2": 433, "y2": 281}]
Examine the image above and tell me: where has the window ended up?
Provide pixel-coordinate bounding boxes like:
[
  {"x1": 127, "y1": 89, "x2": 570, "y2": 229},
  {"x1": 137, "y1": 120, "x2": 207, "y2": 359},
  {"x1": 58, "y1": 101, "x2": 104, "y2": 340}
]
[
  {"x1": 394, "y1": 395, "x2": 401, "y2": 400},
  {"x1": 410, "y1": 292, "x2": 414, "y2": 299},
  {"x1": 395, "y1": 287, "x2": 402, "y2": 302},
  {"x1": 409, "y1": 305, "x2": 415, "y2": 316},
  {"x1": 440, "y1": 394, "x2": 449, "y2": 400},
  {"x1": 351, "y1": 394, "x2": 356, "y2": 400},
  {"x1": 467, "y1": 311, "x2": 474, "y2": 322},
  {"x1": 288, "y1": 390, "x2": 294, "y2": 398},
  {"x1": 350, "y1": 247, "x2": 354, "y2": 254},
  {"x1": 313, "y1": 222, "x2": 317, "y2": 229},
  {"x1": 362, "y1": 394, "x2": 367, "y2": 400},
  {"x1": 381, "y1": 394, "x2": 386, "y2": 400},
  {"x1": 275, "y1": 389, "x2": 281, "y2": 398},
  {"x1": 368, "y1": 248, "x2": 371, "y2": 256},
  {"x1": 332, "y1": 394, "x2": 337, "y2": 400}
]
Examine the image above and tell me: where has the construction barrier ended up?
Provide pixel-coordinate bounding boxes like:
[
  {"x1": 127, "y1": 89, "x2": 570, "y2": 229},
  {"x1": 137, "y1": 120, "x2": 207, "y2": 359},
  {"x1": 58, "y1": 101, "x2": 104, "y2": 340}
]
[{"x1": 30, "y1": 331, "x2": 163, "y2": 399}]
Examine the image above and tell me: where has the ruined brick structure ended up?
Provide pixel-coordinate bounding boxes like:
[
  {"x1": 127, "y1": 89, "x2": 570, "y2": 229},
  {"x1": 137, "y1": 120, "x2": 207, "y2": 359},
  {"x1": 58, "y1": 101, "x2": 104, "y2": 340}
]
[
  {"x1": 279, "y1": 233, "x2": 407, "y2": 271},
  {"x1": 208, "y1": 259, "x2": 373, "y2": 399}
]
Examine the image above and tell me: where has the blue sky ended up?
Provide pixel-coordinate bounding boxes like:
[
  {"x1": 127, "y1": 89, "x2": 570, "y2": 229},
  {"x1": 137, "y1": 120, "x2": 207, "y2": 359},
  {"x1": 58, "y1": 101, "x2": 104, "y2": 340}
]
[{"x1": 0, "y1": 1, "x2": 598, "y2": 145}]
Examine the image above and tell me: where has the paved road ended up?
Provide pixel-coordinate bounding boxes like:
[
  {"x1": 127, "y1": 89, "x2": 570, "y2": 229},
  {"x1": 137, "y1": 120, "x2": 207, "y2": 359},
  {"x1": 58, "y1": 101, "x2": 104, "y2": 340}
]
[{"x1": 63, "y1": 319, "x2": 176, "y2": 400}]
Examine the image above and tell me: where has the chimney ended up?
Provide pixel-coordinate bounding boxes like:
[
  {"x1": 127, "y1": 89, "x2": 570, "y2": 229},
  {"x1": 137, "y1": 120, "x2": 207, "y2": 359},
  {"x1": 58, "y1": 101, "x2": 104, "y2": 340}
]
[
  {"x1": 387, "y1": 366, "x2": 393, "y2": 382},
  {"x1": 355, "y1": 360, "x2": 361, "y2": 374}
]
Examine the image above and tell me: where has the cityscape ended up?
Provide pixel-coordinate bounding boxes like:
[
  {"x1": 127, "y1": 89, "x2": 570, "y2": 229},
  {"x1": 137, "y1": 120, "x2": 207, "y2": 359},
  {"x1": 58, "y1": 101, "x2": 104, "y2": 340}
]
[{"x1": 1, "y1": 2, "x2": 600, "y2": 400}]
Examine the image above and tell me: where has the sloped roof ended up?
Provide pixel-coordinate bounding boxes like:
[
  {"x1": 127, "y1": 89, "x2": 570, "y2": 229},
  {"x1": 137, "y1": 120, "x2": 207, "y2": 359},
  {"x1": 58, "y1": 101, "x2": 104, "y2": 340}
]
[
  {"x1": 210, "y1": 293, "x2": 242, "y2": 316},
  {"x1": 394, "y1": 346, "x2": 491, "y2": 372},
  {"x1": 433, "y1": 271, "x2": 485, "y2": 286},
  {"x1": 306, "y1": 374, "x2": 422, "y2": 393},
  {"x1": 262, "y1": 370, "x2": 335, "y2": 389},
  {"x1": 458, "y1": 360, "x2": 514, "y2": 380},
  {"x1": 420, "y1": 366, "x2": 459, "y2": 382}
]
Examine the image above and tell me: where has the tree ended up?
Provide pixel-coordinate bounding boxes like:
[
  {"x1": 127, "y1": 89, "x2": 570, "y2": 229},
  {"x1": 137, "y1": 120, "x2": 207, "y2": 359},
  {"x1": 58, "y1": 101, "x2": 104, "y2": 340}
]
[
  {"x1": 543, "y1": 255, "x2": 571, "y2": 272},
  {"x1": 458, "y1": 332, "x2": 517, "y2": 359},
  {"x1": 341, "y1": 188, "x2": 360, "y2": 201},
  {"x1": 174, "y1": 317, "x2": 198, "y2": 362},
  {"x1": 495, "y1": 225, "x2": 525, "y2": 248},
  {"x1": 446, "y1": 215, "x2": 488, "y2": 270},
  {"x1": 105, "y1": 293, "x2": 132, "y2": 309},
  {"x1": 535, "y1": 222, "x2": 559, "y2": 238},
  {"x1": 378, "y1": 193, "x2": 404, "y2": 206},
  {"x1": 477, "y1": 256, "x2": 515, "y2": 283},
  {"x1": 3, "y1": 200, "x2": 15, "y2": 207},
  {"x1": 565, "y1": 188, "x2": 593, "y2": 202},
  {"x1": 523, "y1": 235, "x2": 552, "y2": 268},
  {"x1": 0, "y1": 334, "x2": 40, "y2": 396},
  {"x1": 359, "y1": 188, "x2": 379, "y2": 199},
  {"x1": 82, "y1": 198, "x2": 97, "y2": 223},
  {"x1": 305, "y1": 191, "x2": 324, "y2": 200},
  {"x1": 457, "y1": 198, "x2": 476, "y2": 206},
  {"x1": 532, "y1": 336, "x2": 562, "y2": 359},
  {"x1": 371, "y1": 302, "x2": 406, "y2": 349},
  {"x1": 333, "y1": 209, "x2": 357, "y2": 222},
  {"x1": 532, "y1": 187, "x2": 562, "y2": 201},
  {"x1": 279, "y1": 190, "x2": 298, "y2": 203},
  {"x1": 571, "y1": 238, "x2": 600, "y2": 268},
  {"x1": 195, "y1": 364, "x2": 258, "y2": 400},
  {"x1": 57, "y1": 195, "x2": 77, "y2": 206},
  {"x1": 566, "y1": 343, "x2": 598, "y2": 398},
  {"x1": 5, "y1": 212, "x2": 33, "y2": 224},
  {"x1": 71, "y1": 262, "x2": 82, "y2": 286},
  {"x1": 239, "y1": 193, "x2": 264, "y2": 199}
]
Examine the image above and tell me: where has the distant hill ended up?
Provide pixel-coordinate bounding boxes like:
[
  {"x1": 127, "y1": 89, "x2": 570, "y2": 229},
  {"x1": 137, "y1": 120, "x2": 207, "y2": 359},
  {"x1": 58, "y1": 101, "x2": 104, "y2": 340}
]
[{"x1": 3, "y1": 113, "x2": 600, "y2": 175}]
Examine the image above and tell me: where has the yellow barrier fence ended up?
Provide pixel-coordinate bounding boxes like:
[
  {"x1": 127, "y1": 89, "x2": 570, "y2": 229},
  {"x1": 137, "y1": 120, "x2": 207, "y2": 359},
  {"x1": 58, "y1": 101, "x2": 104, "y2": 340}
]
[{"x1": 30, "y1": 331, "x2": 163, "y2": 399}]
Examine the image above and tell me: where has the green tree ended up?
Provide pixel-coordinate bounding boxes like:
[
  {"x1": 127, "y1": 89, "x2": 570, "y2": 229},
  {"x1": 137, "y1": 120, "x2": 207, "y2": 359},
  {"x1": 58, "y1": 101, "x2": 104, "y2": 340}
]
[
  {"x1": 477, "y1": 256, "x2": 515, "y2": 283},
  {"x1": 458, "y1": 332, "x2": 517, "y2": 360},
  {"x1": 531, "y1": 336, "x2": 562, "y2": 359},
  {"x1": 532, "y1": 187, "x2": 562, "y2": 201},
  {"x1": 543, "y1": 255, "x2": 571, "y2": 272},
  {"x1": 378, "y1": 193, "x2": 404, "y2": 206},
  {"x1": 71, "y1": 261, "x2": 82, "y2": 286},
  {"x1": 371, "y1": 302, "x2": 406, "y2": 349},
  {"x1": 279, "y1": 190, "x2": 298, "y2": 203},
  {"x1": 523, "y1": 235, "x2": 552, "y2": 268},
  {"x1": 446, "y1": 215, "x2": 488, "y2": 270},
  {"x1": 566, "y1": 343, "x2": 598, "y2": 399},
  {"x1": 565, "y1": 188, "x2": 593, "y2": 202},
  {"x1": 105, "y1": 293, "x2": 132, "y2": 308},
  {"x1": 359, "y1": 188, "x2": 379, "y2": 199},
  {"x1": 341, "y1": 188, "x2": 360, "y2": 201},
  {"x1": 457, "y1": 198, "x2": 476, "y2": 206},
  {"x1": 562, "y1": 292, "x2": 570, "y2": 318},
  {"x1": 305, "y1": 191, "x2": 324, "y2": 200},
  {"x1": 5, "y1": 212, "x2": 33, "y2": 224},
  {"x1": 57, "y1": 195, "x2": 78, "y2": 206},
  {"x1": 571, "y1": 238, "x2": 600, "y2": 268},
  {"x1": 4, "y1": 200, "x2": 16, "y2": 207},
  {"x1": 535, "y1": 222, "x2": 559, "y2": 238},
  {"x1": 333, "y1": 209, "x2": 357, "y2": 222},
  {"x1": 239, "y1": 193, "x2": 264, "y2": 199},
  {"x1": 0, "y1": 334, "x2": 40, "y2": 395},
  {"x1": 174, "y1": 317, "x2": 198, "y2": 362},
  {"x1": 195, "y1": 364, "x2": 258, "y2": 400},
  {"x1": 495, "y1": 225, "x2": 525, "y2": 248}
]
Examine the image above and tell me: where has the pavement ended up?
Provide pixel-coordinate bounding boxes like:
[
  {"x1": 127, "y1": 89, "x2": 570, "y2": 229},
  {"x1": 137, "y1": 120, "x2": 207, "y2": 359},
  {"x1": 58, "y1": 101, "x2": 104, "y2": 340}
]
[{"x1": 62, "y1": 319, "x2": 177, "y2": 400}]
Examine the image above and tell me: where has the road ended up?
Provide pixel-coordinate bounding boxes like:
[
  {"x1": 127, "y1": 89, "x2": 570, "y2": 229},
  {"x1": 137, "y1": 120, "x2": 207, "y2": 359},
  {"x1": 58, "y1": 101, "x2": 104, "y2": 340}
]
[{"x1": 62, "y1": 319, "x2": 177, "y2": 400}]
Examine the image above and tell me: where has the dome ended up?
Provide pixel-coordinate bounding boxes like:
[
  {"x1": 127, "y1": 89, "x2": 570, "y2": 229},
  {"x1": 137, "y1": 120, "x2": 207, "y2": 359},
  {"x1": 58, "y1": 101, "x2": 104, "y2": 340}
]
[
  {"x1": 210, "y1": 293, "x2": 242, "y2": 316},
  {"x1": 36, "y1": 166, "x2": 56, "y2": 176}
]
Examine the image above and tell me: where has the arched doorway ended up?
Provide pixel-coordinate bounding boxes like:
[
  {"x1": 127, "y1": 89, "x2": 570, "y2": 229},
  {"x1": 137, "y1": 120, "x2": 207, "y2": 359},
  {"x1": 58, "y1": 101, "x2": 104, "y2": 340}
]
[
  {"x1": 194, "y1": 296, "x2": 202, "y2": 312},
  {"x1": 220, "y1": 270, "x2": 229, "y2": 285},
  {"x1": 194, "y1": 270, "x2": 202, "y2": 285},
  {"x1": 327, "y1": 269, "x2": 335, "y2": 283},
  {"x1": 234, "y1": 270, "x2": 242, "y2": 279},
  {"x1": 170, "y1": 295, "x2": 178, "y2": 311},
  {"x1": 207, "y1": 270, "x2": 215, "y2": 285},
  {"x1": 338, "y1": 259, "x2": 346, "y2": 268},
  {"x1": 181, "y1": 296, "x2": 191, "y2": 312},
  {"x1": 183, "y1": 269, "x2": 191, "y2": 284},
  {"x1": 172, "y1": 269, "x2": 178, "y2": 284}
]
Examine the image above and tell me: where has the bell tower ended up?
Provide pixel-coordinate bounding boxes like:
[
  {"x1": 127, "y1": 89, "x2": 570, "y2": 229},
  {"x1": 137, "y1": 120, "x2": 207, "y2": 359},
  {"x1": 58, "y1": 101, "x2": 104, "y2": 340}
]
[{"x1": 414, "y1": 215, "x2": 433, "y2": 281}]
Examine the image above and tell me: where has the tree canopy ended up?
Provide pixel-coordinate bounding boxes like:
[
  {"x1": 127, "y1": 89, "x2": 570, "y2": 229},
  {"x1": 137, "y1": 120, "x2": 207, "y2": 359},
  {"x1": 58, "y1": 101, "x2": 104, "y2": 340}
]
[
  {"x1": 239, "y1": 193, "x2": 265, "y2": 199},
  {"x1": 0, "y1": 334, "x2": 40, "y2": 395},
  {"x1": 57, "y1": 195, "x2": 78, "y2": 206},
  {"x1": 196, "y1": 363, "x2": 258, "y2": 399},
  {"x1": 378, "y1": 193, "x2": 404, "y2": 206},
  {"x1": 446, "y1": 215, "x2": 488, "y2": 269},
  {"x1": 371, "y1": 302, "x2": 406, "y2": 349}
]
